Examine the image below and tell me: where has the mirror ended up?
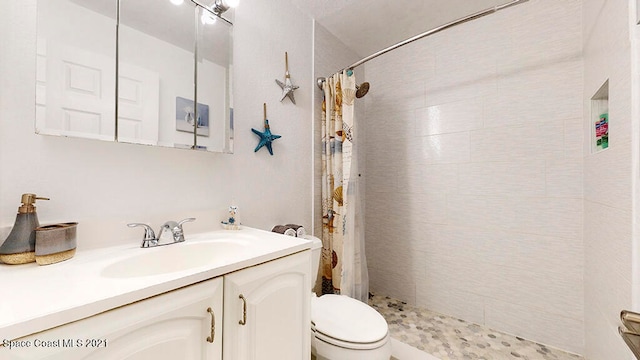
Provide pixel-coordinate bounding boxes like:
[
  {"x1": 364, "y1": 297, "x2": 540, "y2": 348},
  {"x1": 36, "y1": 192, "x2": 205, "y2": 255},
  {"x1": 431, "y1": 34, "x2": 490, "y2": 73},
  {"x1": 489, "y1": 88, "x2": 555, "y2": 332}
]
[
  {"x1": 195, "y1": 6, "x2": 233, "y2": 151},
  {"x1": 118, "y1": 0, "x2": 197, "y2": 149},
  {"x1": 36, "y1": 0, "x2": 117, "y2": 141},
  {"x1": 35, "y1": 0, "x2": 234, "y2": 153}
]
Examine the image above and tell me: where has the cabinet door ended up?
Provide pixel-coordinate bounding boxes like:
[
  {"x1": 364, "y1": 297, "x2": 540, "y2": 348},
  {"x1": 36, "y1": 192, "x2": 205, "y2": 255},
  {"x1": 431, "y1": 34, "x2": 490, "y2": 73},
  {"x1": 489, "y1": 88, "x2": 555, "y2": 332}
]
[
  {"x1": 5, "y1": 278, "x2": 223, "y2": 360},
  {"x1": 223, "y1": 251, "x2": 311, "y2": 360}
]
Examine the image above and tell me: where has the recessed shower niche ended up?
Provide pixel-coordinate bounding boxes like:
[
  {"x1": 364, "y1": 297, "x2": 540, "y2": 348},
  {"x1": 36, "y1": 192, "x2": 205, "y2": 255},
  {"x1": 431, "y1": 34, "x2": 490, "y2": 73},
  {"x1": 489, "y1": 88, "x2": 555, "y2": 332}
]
[{"x1": 590, "y1": 80, "x2": 609, "y2": 153}]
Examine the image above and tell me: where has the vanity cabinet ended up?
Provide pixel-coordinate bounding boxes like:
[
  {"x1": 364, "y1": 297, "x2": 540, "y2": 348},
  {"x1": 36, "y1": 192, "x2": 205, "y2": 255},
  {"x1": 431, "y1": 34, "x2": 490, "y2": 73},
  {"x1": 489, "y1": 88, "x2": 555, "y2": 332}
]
[
  {"x1": 7, "y1": 277, "x2": 224, "y2": 360},
  {"x1": 7, "y1": 250, "x2": 310, "y2": 360},
  {"x1": 223, "y1": 250, "x2": 311, "y2": 360}
]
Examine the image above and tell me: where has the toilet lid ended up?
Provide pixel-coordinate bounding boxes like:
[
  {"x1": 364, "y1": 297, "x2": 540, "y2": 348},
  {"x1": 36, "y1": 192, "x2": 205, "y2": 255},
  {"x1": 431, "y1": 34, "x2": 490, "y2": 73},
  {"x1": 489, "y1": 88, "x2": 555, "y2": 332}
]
[{"x1": 311, "y1": 294, "x2": 388, "y2": 344}]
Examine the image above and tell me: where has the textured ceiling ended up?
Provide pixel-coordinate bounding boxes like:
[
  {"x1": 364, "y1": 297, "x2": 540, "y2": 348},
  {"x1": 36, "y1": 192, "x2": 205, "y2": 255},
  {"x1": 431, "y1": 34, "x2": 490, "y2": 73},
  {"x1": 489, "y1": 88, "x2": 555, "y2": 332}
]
[{"x1": 294, "y1": 0, "x2": 513, "y2": 57}]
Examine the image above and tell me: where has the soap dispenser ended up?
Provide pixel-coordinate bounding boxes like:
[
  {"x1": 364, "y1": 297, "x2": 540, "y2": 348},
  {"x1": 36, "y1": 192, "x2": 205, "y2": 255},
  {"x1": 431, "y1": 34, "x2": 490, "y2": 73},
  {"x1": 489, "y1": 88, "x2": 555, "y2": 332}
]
[{"x1": 0, "y1": 194, "x2": 49, "y2": 264}]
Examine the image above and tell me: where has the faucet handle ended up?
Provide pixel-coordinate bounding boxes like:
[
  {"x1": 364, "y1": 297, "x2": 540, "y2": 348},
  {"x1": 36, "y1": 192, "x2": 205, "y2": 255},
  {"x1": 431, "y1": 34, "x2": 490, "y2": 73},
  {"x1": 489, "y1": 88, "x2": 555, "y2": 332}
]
[
  {"x1": 170, "y1": 218, "x2": 195, "y2": 243},
  {"x1": 127, "y1": 223, "x2": 157, "y2": 248},
  {"x1": 177, "y1": 218, "x2": 196, "y2": 227}
]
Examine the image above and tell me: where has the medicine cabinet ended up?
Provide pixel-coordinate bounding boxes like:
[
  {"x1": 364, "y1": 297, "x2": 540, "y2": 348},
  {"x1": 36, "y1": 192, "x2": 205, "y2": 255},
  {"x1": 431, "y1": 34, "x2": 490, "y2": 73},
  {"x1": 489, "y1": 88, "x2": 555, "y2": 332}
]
[{"x1": 35, "y1": 0, "x2": 234, "y2": 153}]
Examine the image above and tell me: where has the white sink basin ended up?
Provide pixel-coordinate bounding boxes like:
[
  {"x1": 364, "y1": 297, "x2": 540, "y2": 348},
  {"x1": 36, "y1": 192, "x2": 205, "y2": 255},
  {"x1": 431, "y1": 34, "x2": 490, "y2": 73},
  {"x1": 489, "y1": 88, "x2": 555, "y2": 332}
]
[{"x1": 101, "y1": 240, "x2": 248, "y2": 278}]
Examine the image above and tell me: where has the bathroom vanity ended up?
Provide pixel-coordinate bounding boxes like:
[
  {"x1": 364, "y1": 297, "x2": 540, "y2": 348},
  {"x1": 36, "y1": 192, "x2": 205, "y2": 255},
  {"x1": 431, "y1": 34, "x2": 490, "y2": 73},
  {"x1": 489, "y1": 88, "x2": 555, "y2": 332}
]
[{"x1": 0, "y1": 227, "x2": 311, "y2": 360}]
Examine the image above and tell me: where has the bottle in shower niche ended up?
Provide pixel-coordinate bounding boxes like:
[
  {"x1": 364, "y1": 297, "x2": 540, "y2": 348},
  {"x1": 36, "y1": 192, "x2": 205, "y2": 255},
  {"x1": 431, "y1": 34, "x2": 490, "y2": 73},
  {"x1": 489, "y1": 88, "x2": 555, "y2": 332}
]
[
  {"x1": 0, "y1": 193, "x2": 50, "y2": 264},
  {"x1": 595, "y1": 112, "x2": 608, "y2": 150}
]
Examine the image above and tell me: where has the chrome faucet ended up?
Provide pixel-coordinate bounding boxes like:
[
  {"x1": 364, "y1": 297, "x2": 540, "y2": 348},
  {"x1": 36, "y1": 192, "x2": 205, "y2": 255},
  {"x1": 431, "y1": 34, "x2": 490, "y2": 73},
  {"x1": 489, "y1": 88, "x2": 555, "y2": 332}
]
[
  {"x1": 128, "y1": 218, "x2": 196, "y2": 248},
  {"x1": 158, "y1": 218, "x2": 196, "y2": 243}
]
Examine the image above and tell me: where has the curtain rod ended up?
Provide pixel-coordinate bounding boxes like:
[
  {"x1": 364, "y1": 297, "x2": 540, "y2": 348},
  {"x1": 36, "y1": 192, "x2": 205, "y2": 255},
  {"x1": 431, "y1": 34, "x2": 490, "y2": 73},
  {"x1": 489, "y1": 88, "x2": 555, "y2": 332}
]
[{"x1": 317, "y1": 0, "x2": 528, "y2": 88}]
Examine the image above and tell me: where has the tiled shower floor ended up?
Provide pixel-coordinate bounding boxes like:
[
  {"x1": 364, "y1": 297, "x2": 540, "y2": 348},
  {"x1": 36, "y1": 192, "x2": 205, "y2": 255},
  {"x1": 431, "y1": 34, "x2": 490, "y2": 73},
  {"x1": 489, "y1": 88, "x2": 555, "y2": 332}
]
[{"x1": 369, "y1": 294, "x2": 583, "y2": 360}]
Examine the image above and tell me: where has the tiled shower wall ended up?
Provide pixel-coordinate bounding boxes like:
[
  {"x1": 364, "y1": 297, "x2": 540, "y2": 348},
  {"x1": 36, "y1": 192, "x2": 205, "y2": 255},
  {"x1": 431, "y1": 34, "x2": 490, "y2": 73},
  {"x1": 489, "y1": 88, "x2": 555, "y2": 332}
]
[
  {"x1": 363, "y1": 0, "x2": 584, "y2": 354},
  {"x1": 583, "y1": 0, "x2": 634, "y2": 359}
]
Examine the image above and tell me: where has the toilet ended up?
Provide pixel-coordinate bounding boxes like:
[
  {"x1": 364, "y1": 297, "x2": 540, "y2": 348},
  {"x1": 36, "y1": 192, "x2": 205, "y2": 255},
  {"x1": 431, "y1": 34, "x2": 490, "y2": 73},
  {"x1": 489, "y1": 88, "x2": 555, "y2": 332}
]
[{"x1": 307, "y1": 236, "x2": 392, "y2": 360}]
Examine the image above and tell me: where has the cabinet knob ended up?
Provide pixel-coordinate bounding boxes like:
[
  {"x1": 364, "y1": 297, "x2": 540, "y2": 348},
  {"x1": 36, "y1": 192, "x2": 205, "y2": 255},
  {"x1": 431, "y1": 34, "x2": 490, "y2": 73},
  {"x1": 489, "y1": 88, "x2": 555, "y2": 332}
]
[
  {"x1": 239, "y1": 294, "x2": 247, "y2": 325},
  {"x1": 206, "y1": 307, "x2": 215, "y2": 343}
]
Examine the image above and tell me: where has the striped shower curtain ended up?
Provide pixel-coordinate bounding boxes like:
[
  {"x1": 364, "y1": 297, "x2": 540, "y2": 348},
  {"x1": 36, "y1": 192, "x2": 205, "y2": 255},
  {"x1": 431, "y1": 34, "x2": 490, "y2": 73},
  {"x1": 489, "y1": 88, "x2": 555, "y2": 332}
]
[{"x1": 320, "y1": 70, "x2": 368, "y2": 302}]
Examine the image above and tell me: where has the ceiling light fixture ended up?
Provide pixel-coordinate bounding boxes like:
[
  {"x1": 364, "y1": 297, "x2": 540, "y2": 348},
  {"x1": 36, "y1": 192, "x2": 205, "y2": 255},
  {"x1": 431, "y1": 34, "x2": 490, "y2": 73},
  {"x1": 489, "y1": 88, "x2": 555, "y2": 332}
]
[
  {"x1": 211, "y1": 0, "x2": 238, "y2": 16},
  {"x1": 170, "y1": 0, "x2": 184, "y2": 5}
]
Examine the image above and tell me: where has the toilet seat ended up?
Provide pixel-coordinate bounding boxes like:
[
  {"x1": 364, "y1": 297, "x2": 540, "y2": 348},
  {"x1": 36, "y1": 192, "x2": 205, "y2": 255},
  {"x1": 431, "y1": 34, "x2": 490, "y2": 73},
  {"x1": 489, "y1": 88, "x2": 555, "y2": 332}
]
[
  {"x1": 311, "y1": 294, "x2": 389, "y2": 350},
  {"x1": 312, "y1": 326, "x2": 390, "y2": 351}
]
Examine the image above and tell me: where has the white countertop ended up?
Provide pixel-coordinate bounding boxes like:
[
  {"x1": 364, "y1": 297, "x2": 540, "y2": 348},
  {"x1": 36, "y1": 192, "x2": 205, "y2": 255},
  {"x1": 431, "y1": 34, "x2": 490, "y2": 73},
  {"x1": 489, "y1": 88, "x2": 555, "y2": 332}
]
[{"x1": 0, "y1": 227, "x2": 311, "y2": 341}]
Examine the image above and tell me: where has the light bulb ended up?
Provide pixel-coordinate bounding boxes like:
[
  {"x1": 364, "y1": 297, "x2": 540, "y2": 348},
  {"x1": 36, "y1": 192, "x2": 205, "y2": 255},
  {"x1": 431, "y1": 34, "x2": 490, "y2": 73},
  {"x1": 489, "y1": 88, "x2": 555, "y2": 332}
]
[
  {"x1": 170, "y1": 0, "x2": 184, "y2": 5},
  {"x1": 224, "y1": 0, "x2": 239, "y2": 8}
]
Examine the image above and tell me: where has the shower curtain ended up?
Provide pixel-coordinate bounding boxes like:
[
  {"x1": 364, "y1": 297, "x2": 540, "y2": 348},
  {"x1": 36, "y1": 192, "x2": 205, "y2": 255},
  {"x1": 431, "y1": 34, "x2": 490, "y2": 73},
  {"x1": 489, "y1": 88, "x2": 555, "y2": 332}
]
[{"x1": 320, "y1": 70, "x2": 368, "y2": 302}]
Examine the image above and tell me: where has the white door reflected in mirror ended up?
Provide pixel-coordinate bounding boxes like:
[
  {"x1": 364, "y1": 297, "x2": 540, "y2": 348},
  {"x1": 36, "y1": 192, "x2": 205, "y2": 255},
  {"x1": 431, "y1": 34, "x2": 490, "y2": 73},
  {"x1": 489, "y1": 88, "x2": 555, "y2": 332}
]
[{"x1": 35, "y1": 0, "x2": 117, "y2": 142}]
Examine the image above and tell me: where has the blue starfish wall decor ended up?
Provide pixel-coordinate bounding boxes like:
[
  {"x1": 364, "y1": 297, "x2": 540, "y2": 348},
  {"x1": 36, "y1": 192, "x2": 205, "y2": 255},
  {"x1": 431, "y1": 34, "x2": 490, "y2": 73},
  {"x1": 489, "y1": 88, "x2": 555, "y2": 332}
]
[
  {"x1": 275, "y1": 52, "x2": 299, "y2": 104},
  {"x1": 252, "y1": 103, "x2": 281, "y2": 155}
]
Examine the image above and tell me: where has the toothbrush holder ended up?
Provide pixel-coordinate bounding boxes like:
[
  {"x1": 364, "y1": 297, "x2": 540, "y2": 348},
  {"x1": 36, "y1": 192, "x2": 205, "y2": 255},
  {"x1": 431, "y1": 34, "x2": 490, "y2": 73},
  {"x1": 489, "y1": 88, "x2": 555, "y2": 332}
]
[{"x1": 35, "y1": 222, "x2": 78, "y2": 265}]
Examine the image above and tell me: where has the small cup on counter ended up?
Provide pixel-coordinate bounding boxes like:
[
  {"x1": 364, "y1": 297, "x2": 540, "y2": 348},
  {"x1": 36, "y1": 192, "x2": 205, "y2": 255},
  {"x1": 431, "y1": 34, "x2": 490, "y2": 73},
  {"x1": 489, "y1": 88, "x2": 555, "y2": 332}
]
[{"x1": 35, "y1": 222, "x2": 78, "y2": 265}]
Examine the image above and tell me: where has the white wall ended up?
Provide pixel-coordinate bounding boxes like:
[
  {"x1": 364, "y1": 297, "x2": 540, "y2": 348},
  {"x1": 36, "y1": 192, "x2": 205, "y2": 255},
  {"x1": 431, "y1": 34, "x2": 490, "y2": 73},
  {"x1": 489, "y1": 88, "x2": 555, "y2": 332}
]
[
  {"x1": 363, "y1": 0, "x2": 584, "y2": 354},
  {"x1": 0, "y1": 0, "x2": 313, "y2": 249},
  {"x1": 583, "y1": 0, "x2": 635, "y2": 359}
]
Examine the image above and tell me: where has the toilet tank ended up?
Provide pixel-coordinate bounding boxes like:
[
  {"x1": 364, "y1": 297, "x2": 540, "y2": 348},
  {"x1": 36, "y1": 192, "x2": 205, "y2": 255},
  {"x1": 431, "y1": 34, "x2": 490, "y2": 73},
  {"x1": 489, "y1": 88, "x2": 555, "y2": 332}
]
[{"x1": 304, "y1": 235, "x2": 322, "y2": 288}]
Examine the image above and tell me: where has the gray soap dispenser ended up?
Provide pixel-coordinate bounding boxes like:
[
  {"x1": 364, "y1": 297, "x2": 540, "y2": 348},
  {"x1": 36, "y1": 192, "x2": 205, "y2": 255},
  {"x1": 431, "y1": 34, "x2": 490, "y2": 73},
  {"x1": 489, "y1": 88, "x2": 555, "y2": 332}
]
[{"x1": 0, "y1": 193, "x2": 49, "y2": 264}]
